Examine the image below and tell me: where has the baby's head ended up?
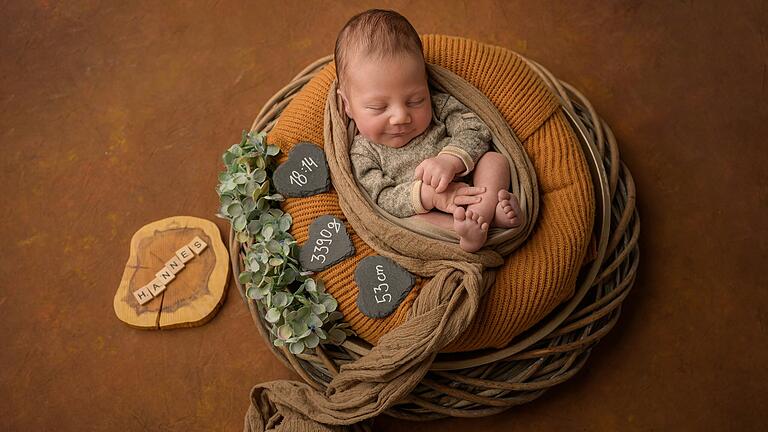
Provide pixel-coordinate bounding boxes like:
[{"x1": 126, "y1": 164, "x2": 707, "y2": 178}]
[{"x1": 335, "y1": 9, "x2": 432, "y2": 149}]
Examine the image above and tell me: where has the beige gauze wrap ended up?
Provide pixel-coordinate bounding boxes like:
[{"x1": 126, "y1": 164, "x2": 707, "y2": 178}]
[{"x1": 244, "y1": 63, "x2": 539, "y2": 431}]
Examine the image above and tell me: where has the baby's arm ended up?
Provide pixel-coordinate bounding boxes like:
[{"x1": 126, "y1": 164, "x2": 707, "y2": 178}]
[
  {"x1": 350, "y1": 151, "x2": 427, "y2": 218},
  {"x1": 420, "y1": 181, "x2": 486, "y2": 214},
  {"x1": 434, "y1": 92, "x2": 492, "y2": 176}
]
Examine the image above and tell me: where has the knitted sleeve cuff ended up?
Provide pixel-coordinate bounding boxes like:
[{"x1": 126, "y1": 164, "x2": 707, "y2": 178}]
[
  {"x1": 411, "y1": 179, "x2": 429, "y2": 214},
  {"x1": 439, "y1": 146, "x2": 474, "y2": 177}
]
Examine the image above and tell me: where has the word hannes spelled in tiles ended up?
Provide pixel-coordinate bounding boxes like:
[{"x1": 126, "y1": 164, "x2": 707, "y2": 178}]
[{"x1": 132, "y1": 236, "x2": 208, "y2": 306}]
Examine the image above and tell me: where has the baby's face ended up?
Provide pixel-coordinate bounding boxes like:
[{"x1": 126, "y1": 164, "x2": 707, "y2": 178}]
[{"x1": 338, "y1": 52, "x2": 432, "y2": 149}]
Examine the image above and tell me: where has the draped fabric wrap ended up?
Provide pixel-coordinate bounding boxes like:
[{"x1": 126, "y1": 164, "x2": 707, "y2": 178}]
[
  {"x1": 244, "y1": 63, "x2": 539, "y2": 432},
  {"x1": 243, "y1": 35, "x2": 596, "y2": 430}
]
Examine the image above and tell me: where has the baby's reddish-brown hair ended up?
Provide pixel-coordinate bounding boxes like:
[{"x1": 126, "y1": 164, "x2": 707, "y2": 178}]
[{"x1": 334, "y1": 9, "x2": 425, "y2": 91}]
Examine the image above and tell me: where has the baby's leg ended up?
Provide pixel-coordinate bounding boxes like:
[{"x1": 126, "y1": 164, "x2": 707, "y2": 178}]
[
  {"x1": 410, "y1": 210, "x2": 454, "y2": 231},
  {"x1": 466, "y1": 152, "x2": 522, "y2": 229},
  {"x1": 410, "y1": 210, "x2": 488, "y2": 253},
  {"x1": 465, "y1": 152, "x2": 506, "y2": 225}
]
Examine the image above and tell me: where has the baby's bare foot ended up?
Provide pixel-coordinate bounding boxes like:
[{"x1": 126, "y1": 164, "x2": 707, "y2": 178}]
[
  {"x1": 494, "y1": 189, "x2": 523, "y2": 228},
  {"x1": 453, "y1": 207, "x2": 489, "y2": 253}
]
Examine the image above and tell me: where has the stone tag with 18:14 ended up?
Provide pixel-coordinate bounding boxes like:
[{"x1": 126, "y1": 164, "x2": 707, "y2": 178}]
[
  {"x1": 273, "y1": 142, "x2": 330, "y2": 198},
  {"x1": 299, "y1": 215, "x2": 355, "y2": 272}
]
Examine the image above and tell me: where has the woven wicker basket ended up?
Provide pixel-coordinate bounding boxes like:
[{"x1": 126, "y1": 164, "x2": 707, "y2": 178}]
[{"x1": 229, "y1": 53, "x2": 639, "y2": 420}]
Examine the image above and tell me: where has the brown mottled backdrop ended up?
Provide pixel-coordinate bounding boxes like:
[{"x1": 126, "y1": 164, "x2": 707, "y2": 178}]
[{"x1": 1, "y1": 1, "x2": 765, "y2": 430}]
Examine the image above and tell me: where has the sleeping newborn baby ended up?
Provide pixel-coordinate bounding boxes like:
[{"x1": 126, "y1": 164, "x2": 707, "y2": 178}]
[{"x1": 335, "y1": 9, "x2": 523, "y2": 252}]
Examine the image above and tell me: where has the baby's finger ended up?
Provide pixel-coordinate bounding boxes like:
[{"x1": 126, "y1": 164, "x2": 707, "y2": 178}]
[
  {"x1": 414, "y1": 165, "x2": 424, "y2": 180},
  {"x1": 457, "y1": 186, "x2": 487, "y2": 196},
  {"x1": 454, "y1": 195, "x2": 482, "y2": 205},
  {"x1": 420, "y1": 171, "x2": 430, "y2": 186},
  {"x1": 436, "y1": 176, "x2": 450, "y2": 193}
]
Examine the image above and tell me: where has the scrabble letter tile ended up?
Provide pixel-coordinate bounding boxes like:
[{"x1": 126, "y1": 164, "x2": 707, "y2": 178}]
[
  {"x1": 176, "y1": 245, "x2": 194, "y2": 263},
  {"x1": 188, "y1": 236, "x2": 208, "y2": 255},
  {"x1": 133, "y1": 286, "x2": 153, "y2": 305},
  {"x1": 156, "y1": 266, "x2": 175, "y2": 284},
  {"x1": 165, "y1": 256, "x2": 184, "y2": 274},
  {"x1": 146, "y1": 278, "x2": 166, "y2": 296}
]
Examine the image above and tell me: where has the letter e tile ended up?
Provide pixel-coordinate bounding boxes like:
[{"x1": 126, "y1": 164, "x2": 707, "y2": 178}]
[{"x1": 176, "y1": 245, "x2": 194, "y2": 263}]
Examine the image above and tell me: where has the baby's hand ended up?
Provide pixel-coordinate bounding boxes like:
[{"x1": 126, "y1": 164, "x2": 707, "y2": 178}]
[
  {"x1": 414, "y1": 154, "x2": 464, "y2": 193},
  {"x1": 433, "y1": 182, "x2": 486, "y2": 213}
]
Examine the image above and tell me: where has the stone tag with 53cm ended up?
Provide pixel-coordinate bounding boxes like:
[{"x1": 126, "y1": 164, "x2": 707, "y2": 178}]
[
  {"x1": 299, "y1": 215, "x2": 355, "y2": 272},
  {"x1": 273, "y1": 142, "x2": 330, "y2": 198},
  {"x1": 354, "y1": 256, "x2": 415, "y2": 319}
]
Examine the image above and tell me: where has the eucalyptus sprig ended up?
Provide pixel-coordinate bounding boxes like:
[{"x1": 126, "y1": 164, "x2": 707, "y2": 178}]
[{"x1": 216, "y1": 131, "x2": 353, "y2": 354}]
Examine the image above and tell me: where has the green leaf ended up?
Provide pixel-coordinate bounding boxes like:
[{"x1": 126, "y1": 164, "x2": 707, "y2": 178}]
[
  {"x1": 266, "y1": 240, "x2": 282, "y2": 253},
  {"x1": 265, "y1": 308, "x2": 281, "y2": 323},
  {"x1": 288, "y1": 340, "x2": 305, "y2": 355},
  {"x1": 247, "y1": 220, "x2": 262, "y2": 235},
  {"x1": 272, "y1": 292, "x2": 288, "y2": 308},
  {"x1": 223, "y1": 151, "x2": 235, "y2": 165},
  {"x1": 306, "y1": 314, "x2": 323, "y2": 330},
  {"x1": 233, "y1": 173, "x2": 248, "y2": 185},
  {"x1": 221, "y1": 180, "x2": 236, "y2": 192},
  {"x1": 227, "y1": 202, "x2": 243, "y2": 217},
  {"x1": 253, "y1": 169, "x2": 267, "y2": 183},
  {"x1": 291, "y1": 321, "x2": 310, "y2": 338},
  {"x1": 262, "y1": 225, "x2": 274, "y2": 241},
  {"x1": 238, "y1": 271, "x2": 253, "y2": 284},
  {"x1": 311, "y1": 303, "x2": 325, "y2": 315},
  {"x1": 233, "y1": 215, "x2": 247, "y2": 232},
  {"x1": 277, "y1": 324, "x2": 293, "y2": 340},
  {"x1": 256, "y1": 197, "x2": 268, "y2": 211},
  {"x1": 236, "y1": 230, "x2": 250, "y2": 243},
  {"x1": 255, "y1": 155, "x2": 265, "y2": 170},
  {"x1": 304, "y1": 278, "x2": 317, "y2": 293},
  {"x1": 242, "y1": 197, "x2": 256, "y2": 212},
  {"x1": 245, "y1": 181, "x2": 257, "y2": 196},
  {"x1": 303, "y1": 333, "x2": 320, "y2": 349},
  {"x1": 282, "y1": 268, "x2": 296, "y2": 285},
  {"x1": 266, "y1": 144, "x2": 280, "y2": 156},
  {"x1": 322, "y1": 297, "x2": 338, "y2": 313},
  {"x1": 279, "y1": 215, "x2": 292, "y2": 231}
]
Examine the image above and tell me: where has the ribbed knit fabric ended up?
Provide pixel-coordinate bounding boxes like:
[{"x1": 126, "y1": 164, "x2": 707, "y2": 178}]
[{"x1": 267, "y1": 35, "x2": 594, "y2": 353}]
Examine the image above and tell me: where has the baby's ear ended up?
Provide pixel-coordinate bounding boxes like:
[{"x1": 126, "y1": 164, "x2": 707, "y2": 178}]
[{"x1": 337, "y1": 88, "x2": 353, "y2": 118}]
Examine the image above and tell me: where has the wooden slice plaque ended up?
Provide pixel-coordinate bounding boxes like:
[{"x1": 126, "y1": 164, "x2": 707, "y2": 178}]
[{"x1": 114, "y1": 216, "x2": 230, "y2": 329}]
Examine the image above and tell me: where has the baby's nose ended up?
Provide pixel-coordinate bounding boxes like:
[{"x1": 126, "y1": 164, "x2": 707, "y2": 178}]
[{"x1": 390, "y1": 107, "x2": 411, "y2": 125}]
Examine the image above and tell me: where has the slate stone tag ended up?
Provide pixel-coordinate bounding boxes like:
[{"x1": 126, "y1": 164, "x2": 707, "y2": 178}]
[
  {"x1": 273, "y1": 142, "x2": 330, "y2": 198},
  {"x1": 354, "y1": 256, "x2": 415, "y2": 319},
  {"x1": 299, "y1": 215, "x2": 355, "y2": 272}
]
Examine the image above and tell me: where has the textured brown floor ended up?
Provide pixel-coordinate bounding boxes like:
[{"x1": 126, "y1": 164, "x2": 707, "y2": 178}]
[{"x1": 1, "y1": 1, "x2": 766, "y2": 431}]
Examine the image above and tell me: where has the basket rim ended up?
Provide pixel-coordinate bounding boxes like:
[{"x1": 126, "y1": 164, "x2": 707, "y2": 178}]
[{"x1": 228, "y1": 38, "x2": 639, "y2": 419}]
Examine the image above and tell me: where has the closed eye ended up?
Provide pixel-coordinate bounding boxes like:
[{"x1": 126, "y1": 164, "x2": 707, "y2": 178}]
[
  {"x1": 366, "y1": 106, "x2": 386, "y2": 111},
  {"x1": 407, "y1": 98, "x2": 425, "y2": 107}
]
